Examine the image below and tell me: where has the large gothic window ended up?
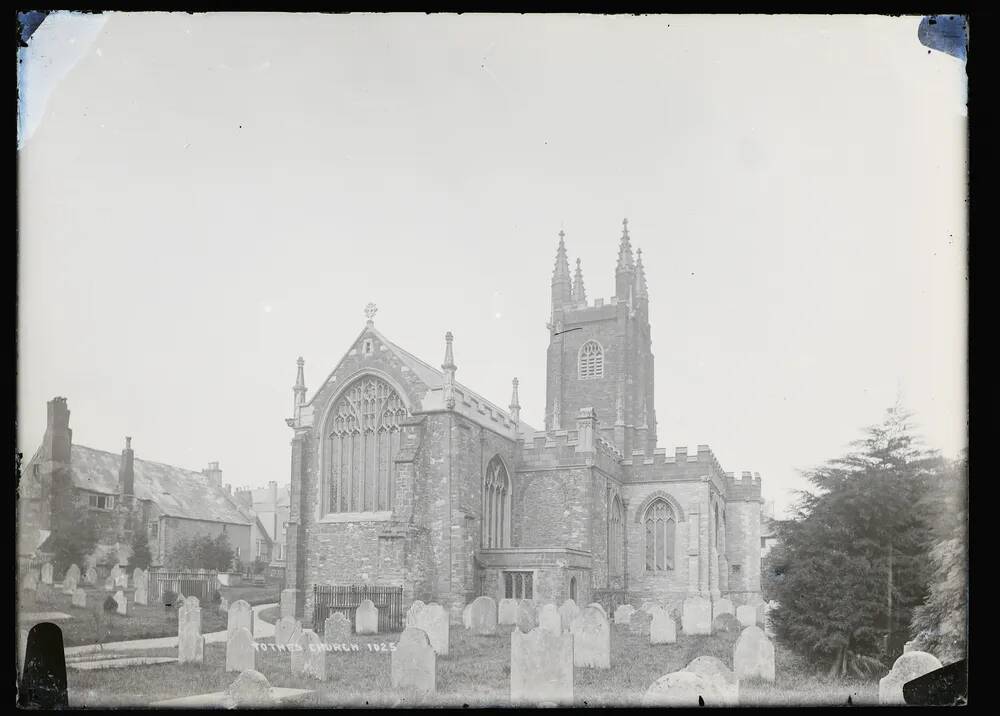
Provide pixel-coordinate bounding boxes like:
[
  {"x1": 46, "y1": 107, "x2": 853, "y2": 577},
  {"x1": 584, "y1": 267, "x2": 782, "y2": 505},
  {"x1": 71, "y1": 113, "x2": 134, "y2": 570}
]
[
  {"x1": 609, "y1": 495, "x2": 625, "y2": 577},
  {"x1": 327, "y1": 376, "x2": 408, "y2": 513},
  {"x1": 483, "y1": 456, "x2": 511, "y2": 548},
  {"x1": 578, "y1": 340, "x2": 604, "y2": 379},
  {"x1": 643, "y1": 499, "x2": 676, "y2": 571}
]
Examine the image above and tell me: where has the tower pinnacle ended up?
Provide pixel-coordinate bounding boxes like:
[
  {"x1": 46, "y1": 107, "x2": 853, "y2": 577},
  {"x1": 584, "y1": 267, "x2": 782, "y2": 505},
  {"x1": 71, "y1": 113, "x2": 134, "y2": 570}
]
[{"x1": 572, "y1": 257, "x2": 587, "y2": 304}]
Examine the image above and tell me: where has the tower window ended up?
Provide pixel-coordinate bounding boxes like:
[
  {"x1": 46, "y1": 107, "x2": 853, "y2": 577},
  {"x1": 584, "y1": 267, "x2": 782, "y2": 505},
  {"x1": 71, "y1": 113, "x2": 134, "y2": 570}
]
[{"x1": 578, "y1": 340, "x2": 604, "y2": 379}]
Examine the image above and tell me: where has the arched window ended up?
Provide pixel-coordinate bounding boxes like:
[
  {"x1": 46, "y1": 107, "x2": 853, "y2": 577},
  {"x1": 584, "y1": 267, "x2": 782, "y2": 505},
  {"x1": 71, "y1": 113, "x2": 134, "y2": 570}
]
[
  {"x1": 569, "y1": 576, "x2": 578, "y2": 602},
  {"x1": 643, "y1": 499, "x2": 676, "y2": 571},
  {"x1": 483, "y1": 456, "x2": 511, "y2": 548},
  {"x1": 578, "y1": 340, "x2": 604, "y2": 379},
  {"x1": 609, "y1": 495, "x2": 625, "y2": 577},
  {"x1": 326, "y1": 375, "x2": 408, "y2": 513}
]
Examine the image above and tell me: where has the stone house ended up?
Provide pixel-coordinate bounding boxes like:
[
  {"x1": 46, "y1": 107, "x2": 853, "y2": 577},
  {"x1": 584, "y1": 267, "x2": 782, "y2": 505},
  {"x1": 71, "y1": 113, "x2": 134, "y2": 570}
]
[{"x1": 233, "y1": 481, "x2": 290, "y2": 581}]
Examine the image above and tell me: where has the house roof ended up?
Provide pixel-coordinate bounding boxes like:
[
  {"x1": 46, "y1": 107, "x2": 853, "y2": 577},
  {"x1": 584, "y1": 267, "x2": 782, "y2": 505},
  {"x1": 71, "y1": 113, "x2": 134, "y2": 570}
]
[{"x1": 68, "y1": 444, "x2": 252, "y2": 525}]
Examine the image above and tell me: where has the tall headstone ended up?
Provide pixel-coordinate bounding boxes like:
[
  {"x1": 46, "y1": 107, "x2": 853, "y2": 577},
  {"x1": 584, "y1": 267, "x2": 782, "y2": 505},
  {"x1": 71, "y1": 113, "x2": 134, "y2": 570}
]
[
  {"x1": 412, "y1": 603, "x2": 449, "y2": 656},
  {"x1": 538, "y1": 604, "x2": 561, "y2": 634},
  {"x1": 133, "y1": 569, "x2": 149, "y2": 606},
  {"x1": 642, "y1": 670, "x2": 732, "y2": 706},
  {"x1": 227, "y1": 600, "x2": 254, "y2": 639},
  {"x1": 682, "y1": 596, "x2": 712, "y2": 635},
  {"x1": 178, "y1": 601, "x2": 205, "y2": 664},
  {"x1": 114, "y1": 590, "x2": 128, "y2": 616},
  {"x1": 40, "y1": 563, "x2": 53, "y2": 585},
  {"x1": 469, "y1": 596, "x2": 498, "y2": 635},
  {"x1": 649, "y1": 606, "x2": 676, "y2": 645},
  {"x1": 511, "y1": 627, "x2": 573, "y2": 705},
  {"x1": 878, "y1": 651, "x2": 943, "y2": 705},
  {"x1": 406, "y1": 600, "x2": 426, "y2": 627},
  {"x1": 516, "y1": 600, "x2": 538, "y2": 633},
  {"x1": 324, "y1": 612, "x2": 351, "y2": 647},
  {"x1": 735, "y1": 604, "x2": 757, "y2": 628},
  {"x1": 226, "y1": 626, "x2": 256, "y2": 673},
  {"x1": 391, "y1": 627, "x2": 435, "y2": 693},
  {"x1": 226, "y1": 670, "x2": 275, "y2": 708},
  {"x1": 570, "y1": 606, "x2": 610, "y2": 669},
  {"x1": 65, "y1": 564, "x2": 81, "y2": 585},
  {"x1": 355, "y1": 599, "x2": 378, "y2": 635},
  {"x1": 71, "y1": 588, "x2": 87, "y2": 608},
  {"x1": 498, "y1": 598, "x2": 518, "y2": 625},
  {"x1": 558, "y1": 600, "x2": 580, "y2": 633},
  {"x1": 182, "y1": 596, "x2": 202, "y2": 632},
  {"x1": 275, "y1": 617, "x2": 302, "y2": 647},
  {"x1": 685, "y1": 656, "x2": 740, "y2": 705},
  {"x1": 290, "y1": 629, "x2": 326, "y2": 681},
  {"x1": 614, "y1": 604, "x2": 635, "y2": 626},
  {"x1": 733, "y1": 626, "x2": 775, "y2": 682}
]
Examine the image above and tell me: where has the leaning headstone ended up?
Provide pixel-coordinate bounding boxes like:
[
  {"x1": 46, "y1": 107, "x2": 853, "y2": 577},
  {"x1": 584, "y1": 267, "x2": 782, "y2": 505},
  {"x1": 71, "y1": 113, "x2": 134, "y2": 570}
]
[
  {"x1": 642, "y1": 670, "x2": 731, "y2": 706},
  {"x1": 733, "y1": 626, "x2": 775, "y2": 682},
  {"x1": 324, "y1": 612, "x2": 351, "y2": 647},
  {"x1": 405, "y1": 600, "x2": 426, "y2": 627},
  {"x1": 469, "y1": 596, "x2": 498, "y2": 635},
  {"x1": 275, "y1": 617, "x2": 302, "y2": 647},
  {"x1": 290, "y1": 629, "x2": 326, "y2": 681},
  {"x1": 516, "y1": 600, "x2": 538, "y2": 633},
  {"x1": 571, "y1": 605, "x2": 611, "y2": 669},
  {"x1": 84, "y1": 566, "x2": 97, "y2": 585},
  {"x1": 682, "y1": 596, "x2": 712, "y2": 635},
  {"x1": 498, "y1": 598, "x2": 518, "y2": 625},
  {"x1": 40, "y1": 563, "x2": 53, "y2": 585},
  {"x1": 227, "y1": 600, "x2": 254, "y2": 639},
  {"x1": 614, "y1": 604, "x2": 635, "y2": 626},
  {"x1": 462, "y1": 603, "x2": 472, "y2": 630},
  {"x1": 226, "y1": 626, "x2": 255, "y2": 673},
  {"x1": 538, "y1": 603, "x2": 561, "y2": 634},
  {"x1": 412, "y1": 603, "x2": 449, "y2": 656},
  {"x1": 226, "y1": 669, "x2": 276, "y2": 708},
  {"x1": 114, "y1": 590, "x2": 128, "y2": 616},
  {"x1": 71, "y1": 588, "x2": 87, "y2": 608},
  {"x1": 878, "y1": 651, "x2": 943, "y2": 705},
  {"x1": 355, "y1": 599, "x2": 378, "y2": 635},
  {"x1": 558, "y1": 599, "x2": 580, "y2": 633},
  {"x1": 713, "y1": 598, "x2": 734, "y2": 619},
  {"x1": 391, "y1": 627, "x2": 435, "y2": 693},
  {"x1": 685, "y1": 656, "x2": 740, "y2": 705},
  {"x1": 630, "y1": 608, "x2": 653, "y2": 635},
  {"x1": 178, "y1": 603, "x2": 205, "y2": 664},
  {"x1": 650, "y1": 606, "x2": 676, "y2": 645},
  {"x1": 735, "y1": 605, "x2": 757, "y2": 628},
  {"x1": 511, "y1": 627, "x2": 574, "y2": 705}
]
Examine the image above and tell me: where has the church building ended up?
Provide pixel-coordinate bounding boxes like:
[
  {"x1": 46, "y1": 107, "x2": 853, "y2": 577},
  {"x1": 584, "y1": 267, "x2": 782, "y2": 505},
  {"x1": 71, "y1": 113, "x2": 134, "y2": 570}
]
[{"x1": 284, "y1": 220, "x2": 763, "y2": 625}]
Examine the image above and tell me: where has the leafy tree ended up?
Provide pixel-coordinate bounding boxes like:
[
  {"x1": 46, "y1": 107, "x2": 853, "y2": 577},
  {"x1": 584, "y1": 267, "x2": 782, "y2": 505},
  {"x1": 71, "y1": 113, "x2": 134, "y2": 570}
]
[
  {"x1": 47, "y1": 513, "x2": 99, "y2": 577},
  {"x1": 127, "y1": 528, "x2": 153, "y2": 571},
  {"x1": 252, "y1": 557, "x2": 268, "y2": 575},
  {"x1": 167, "y1": 532, "x2": 235, "y2": 571},
  {"x1": 768, "y1": 404, "x2": 943, "y2": 678},
  {"x1": 909, "y1": 452, "x2": 968, "y2": 663}
]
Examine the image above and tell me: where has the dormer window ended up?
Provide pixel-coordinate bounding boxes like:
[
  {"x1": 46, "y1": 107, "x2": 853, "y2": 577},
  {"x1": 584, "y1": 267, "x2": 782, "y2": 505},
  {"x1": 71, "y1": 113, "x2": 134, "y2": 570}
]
[{"x1": 578, "y1": 340, "x2": 604, "y2": 379}]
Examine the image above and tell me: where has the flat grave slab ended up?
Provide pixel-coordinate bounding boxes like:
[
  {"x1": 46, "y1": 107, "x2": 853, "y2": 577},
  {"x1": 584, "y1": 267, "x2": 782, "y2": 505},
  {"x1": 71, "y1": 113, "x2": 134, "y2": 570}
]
[
  {"x1": 150, "y1": 687, "x2": 314, "y2": 707},
  {"x1": 19, "y1": 611, "x2": 73, "y2": 622},
  {"x1": 68, "y1": 656, "x2": 178, "y2": 670}
]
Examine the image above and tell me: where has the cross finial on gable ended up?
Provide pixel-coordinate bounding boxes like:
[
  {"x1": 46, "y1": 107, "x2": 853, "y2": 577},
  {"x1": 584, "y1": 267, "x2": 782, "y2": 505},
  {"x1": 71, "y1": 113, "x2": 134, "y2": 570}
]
[{"x1": 364, "y1": 303, "x2": 378, "y2": 323}]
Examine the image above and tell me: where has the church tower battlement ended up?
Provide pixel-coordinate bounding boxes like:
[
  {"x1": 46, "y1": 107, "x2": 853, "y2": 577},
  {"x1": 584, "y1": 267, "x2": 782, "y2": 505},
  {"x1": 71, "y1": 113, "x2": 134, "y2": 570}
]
[{"x1": 545, "y1": 220, "x2": 656, "y2": 457}]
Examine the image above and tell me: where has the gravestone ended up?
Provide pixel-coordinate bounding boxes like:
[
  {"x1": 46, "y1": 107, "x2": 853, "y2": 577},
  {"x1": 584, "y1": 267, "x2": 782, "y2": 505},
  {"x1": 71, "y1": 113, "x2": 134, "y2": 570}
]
[
  {"x1": 178, "y1": 602, "x2": 205, "y2": 664},
  {"x1": 280, "y1": 589, "x2": 297, "y2": 619},
  {"x1": 733, "y1": 626, "x2": 775, "y2": 682},
  {"x1": 227, "y1": 600, "x2": 254, "y2": 640},
  {"x1": 406, "y1": 600, "x2": 425, "y2": 627},
  {"x1": 114, "y1": 590, "x2": 128, "y2": 616},
  {"x1": 133, "y1": 569, "x2": 148, "y2": 605},
  {"x1": 391, "y1": 627, "x2": 435, "y2": 694},
  {"x1": 630, "y1": 608, "x2": 653, "y2": 635},
  {"x1": 226, "y1": 669, "x2": 276, "y2": 708},
  {"x1": 462, "y1": 603, "x2": 472, "y2": 630},
  {"x1": 642, "y1": 670, "x2": 732, "y2": 706},
  {"x1": 62, "y1": 574, "x2": 78, "y2": 595},
  {"x1": 84, "y1": 567, "x2": 97, "y2": 585},
  {"x1": 131, "y1": 567, "x2": 144, "y2": 587},
  {"x1": 538, "y1": 603, "x2": 561, "y2": 634},
  {"x1": 713, "y1": 598, "x2": 734, "y2": 619},
  {"x1": 115, "y1": 574, "x2": 128, "y2": 589},
  {"x1": 181, "y1": 597, "x2": 202, "y2": 632},
  {"x1": 516, "y1": 600, "x2": 538, "y2": 633},
  {"x1": 685, "y1": 656, "x2": 739, "y2": 705},
  {"x1": 65, "y1": 564, "x2": 81, "y2": 585},
  {"x1": 109, "y1": 565, "x2": 122, "y2": 583},
  {"x1": 412, "y1": 602, "x2": 449, "y2": 656},
  {"x1": 18, "y1": 623, "x2": 68, "y2": 708},
  {"x1": 72, "y1": 588, "x2": 87, "y2": 608},
  {"x1": 290, "y1": 629, "x2": 326, "y2": 681},
  {"x1": 681, "y1": 596, "x2": 712, "y2": 635},
  {"x1": 226, "y1": 626, "x2": 255, "y2": 673},
  {"x1": 878, "y1": 651, "x2": 943, "y2": 705},
  {"x1": 469, "y1": 596, "x2": 497, "y2": 635},
  {"x1": 570, "y1": 605, "x2": 610, "y2": 669},
  {"x1": 735, "y1": 605, "x2": 757, "y2": 628},
  {"x1": 558, "y1": 600, "x2": 579, "y2": 633},
  {"x1": 511, "y1": 627, "x2": 573, "y2": 705},
  {"x1": 41, "y1": 563, "x2": 53, "y2": 585},
  {"x1": 614, "y1": 604, "x2": 635, "y2": 626},
  {"x1": 104, "y1": 577, "x2": 115, "y2": 592},
  {"x1": 23, "y1": 571, "x2": 38, "y2": 592},
  {"x1": 324, "y1": 612, "x2": 351, "y2": 647},
  {"x1": 650, "y1": 606, "x2": 676, "y2": 645},
  {"x1": 355, "y1": 599, "x2": 378, "y2": 635},
  {"x1": 498, "y1": 598, "x2": 518, "y2": 626},
  {"x1": 275, "y1": 617, "x2": 302, "y2": 647}
]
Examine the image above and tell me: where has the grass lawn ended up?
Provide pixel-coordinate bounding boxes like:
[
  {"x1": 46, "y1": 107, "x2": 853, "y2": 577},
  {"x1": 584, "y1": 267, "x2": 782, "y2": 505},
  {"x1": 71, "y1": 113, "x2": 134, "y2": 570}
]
[
  {"x1": 65, "y1": 621, "x2": 880, "y2": 707},
  {"x1": 219, "y1": 581, "x2": 281, "y2": 607},
  {"x1": 18, "y1": 586, "x2": 228, "y2": 647}
]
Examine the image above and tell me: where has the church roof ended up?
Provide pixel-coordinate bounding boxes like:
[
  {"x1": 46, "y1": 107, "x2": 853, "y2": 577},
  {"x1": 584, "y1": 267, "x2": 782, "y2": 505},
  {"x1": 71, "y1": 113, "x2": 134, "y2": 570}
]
[{"x1": 68, "y1": 444, "x2": 252, "y2": 525}]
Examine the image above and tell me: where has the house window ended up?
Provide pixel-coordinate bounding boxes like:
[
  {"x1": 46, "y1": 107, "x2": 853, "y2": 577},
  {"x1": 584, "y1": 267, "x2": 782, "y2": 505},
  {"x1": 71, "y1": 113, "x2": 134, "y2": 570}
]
[
  {"x1": 483, "y1": 456, "x2": 511, "y2": 548},
  {"x1": 578, "y1": 340, "x2": 604, "y2": 379},
  {"x1": 256, "y1": 540, "x2": 265, "y2": 558},
  {"x1": 88, "y1": 494, "x2": 115, "y2": 510},
  {"x1": 504, "y1": 571, "x2": 533, "y2": 600},
  {"x1": 643, "y1": 499, "x2": 676, "y2": 571},
  {"x1": 326, "y1": 375, "x2": 408, "y2": 513}
]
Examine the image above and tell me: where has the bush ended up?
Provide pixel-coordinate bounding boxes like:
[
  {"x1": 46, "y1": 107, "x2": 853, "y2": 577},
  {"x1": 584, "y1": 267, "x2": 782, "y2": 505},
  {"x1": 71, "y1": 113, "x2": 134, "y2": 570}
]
[
  {"x1": 103, "y1": 595, "x2": 117, "y2": 612},
  {"x1": 163, "y1": 589, "x2": 178, "y2": 608}
]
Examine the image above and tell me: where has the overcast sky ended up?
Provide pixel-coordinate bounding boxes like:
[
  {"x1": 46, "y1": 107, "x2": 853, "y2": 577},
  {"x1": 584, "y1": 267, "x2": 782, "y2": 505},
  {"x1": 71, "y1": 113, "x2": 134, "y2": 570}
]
[{"x1": 17, "y1": 13, "x2": 967, "y2": 517}]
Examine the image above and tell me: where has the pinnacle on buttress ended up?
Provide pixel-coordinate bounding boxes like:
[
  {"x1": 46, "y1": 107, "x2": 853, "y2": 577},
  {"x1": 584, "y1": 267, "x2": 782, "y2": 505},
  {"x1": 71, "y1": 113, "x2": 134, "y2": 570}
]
[
  {"x1": 616, "y1": 218, "x2": 635, "y2": 272},
  {"x1": 441, "y1": 331, "x2": 457, "y2": 373},
  {"x1": 634, "y1": 247, "x2": 648, "y2": 299},
  {"x1": 509, "y1": 377, "x2": 521, "y2": 423},
  {"x1": 572, "y1": 257, "x2": 587, "y2": 304},
  {"x1": 293, "y1": 356, "x2": 307, "y2": 407},
  {"x1": 442, "y1": 332, "x2": 457, "y2": 409}
]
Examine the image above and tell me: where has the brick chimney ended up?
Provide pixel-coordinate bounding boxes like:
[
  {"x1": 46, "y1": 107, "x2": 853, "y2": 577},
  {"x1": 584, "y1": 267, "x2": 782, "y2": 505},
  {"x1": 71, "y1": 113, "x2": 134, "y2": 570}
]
[
  {"x1": 118, "y1": 436, "x2": 135, "y2": 495},
  {"x1": 43, "y1": 397, "x2": 72, "y2": 464},
  {"x1": 233, "y1": 487, "x2": 253, "y2": 509},
  {"x1": 202, "y1": 461, "x2": 222, "y2": 487}
]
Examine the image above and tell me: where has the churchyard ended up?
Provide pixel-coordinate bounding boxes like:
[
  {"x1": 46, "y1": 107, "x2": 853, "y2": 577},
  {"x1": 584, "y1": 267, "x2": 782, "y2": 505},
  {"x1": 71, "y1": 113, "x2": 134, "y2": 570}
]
[{"x1": 63, "y1": 604, "x2": 880, "y2": 707}]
